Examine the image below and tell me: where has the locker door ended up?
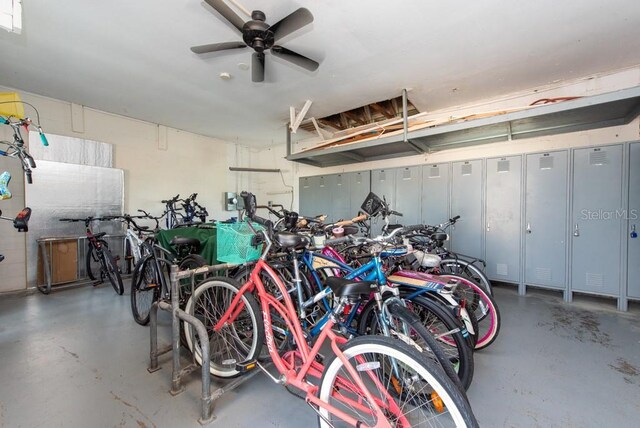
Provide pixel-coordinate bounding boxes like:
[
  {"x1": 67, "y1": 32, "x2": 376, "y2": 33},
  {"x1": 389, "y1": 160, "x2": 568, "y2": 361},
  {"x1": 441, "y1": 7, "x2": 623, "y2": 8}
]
[
  {"x1": 395, "y1": 166, "x2": 422, "y2": 227},
  {"x1": 450, "y1": 160, "x2": 483, "y2": 258},
  {"x1": 524, "y1": 151, "x2": 568, "y2": 289},
  {"x1": 571, "y1": 145, "x2": 623, "y2": 296},
  {"x1": 628, "y1": 143, "x2": 640, "y2": 298},
  {"x1": 316, "y1": 175, "x2": 334, "y2": 222},
  {"x1": 349, "y1": 171, "x2": 371, "y2": 216},
  {"x1": 299, "y1": 176, "x2": 316, "y2": 217},
  {"x1": 371, "y1": 168, "x2": 396, "y2": 235},
  {"x1": 422, "y1": 163, "x2": 450, "y2": 226},
  {"x1": 485, "y1": 156, "x2": 521, "y2": 283},
  {"x1": 331, "y1": 173, "x2": 351, "y2": 222}
]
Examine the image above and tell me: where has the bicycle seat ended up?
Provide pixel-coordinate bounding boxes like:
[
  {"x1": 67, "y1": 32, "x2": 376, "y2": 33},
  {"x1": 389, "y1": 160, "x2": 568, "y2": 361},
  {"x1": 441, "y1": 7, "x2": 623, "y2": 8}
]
[
  {"x1": 325, "y1": 277, "x2": 378, "y2": 298},
  {"x1": 93, "y1": 232, "x2": 107, "y2": 238},
  {"x1": 170, "y1": 236, "x2": 200, "y2": 251},
  {"x1": 432, "y1": 232, "x2": 448, "y2": 241},
  {"x1": 274, "y1": 232, "x2": 309, "y2": 249}
]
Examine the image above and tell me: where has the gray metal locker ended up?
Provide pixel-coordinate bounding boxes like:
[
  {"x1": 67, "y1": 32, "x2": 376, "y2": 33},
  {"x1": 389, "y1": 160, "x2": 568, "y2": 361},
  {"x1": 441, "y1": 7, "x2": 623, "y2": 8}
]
[
  {"x1": 316, "y1": 175, "x2": 335, "y2": 222},
  {"x1": 450, "y1": 160, "x2": 484, "y2": 259},
  {"x1": 371, "y1": 168, "x2": 396, "y2": 235},
  {"x1": 331, "y1": 173, "x2": 351, "y2": 222},
  {"x1": 571, "y1": 145, "x2": 623, "y2": 296},
  {"x1": 395, "y1": 166, "x2": 422, "y2": 227},
  {"x1": 349, "y1": 171, "x2": 371, "y2": 216},
  {"x1": 485, "y1": 156, "x2": 521, "y2": 283},
  {"x1": 628, "y1": 143, "x2": 640, "y2": 299},
  {"x1": 524, "y1": 151, "x2": 568, "y2": 289},
  {"x1": 422, "y1": 163, "x2": 450, "y2": 226},
  {"x1": 299, "y1": 176, "x2": 316, "y2": 217}
]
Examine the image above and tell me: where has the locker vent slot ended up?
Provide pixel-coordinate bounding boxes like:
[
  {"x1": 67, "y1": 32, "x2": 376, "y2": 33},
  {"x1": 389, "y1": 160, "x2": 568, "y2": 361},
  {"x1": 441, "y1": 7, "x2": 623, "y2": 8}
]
[
  {"x1": 586, "y1": 272, "x2": 604, "y2": 288},
  {"x1": 302, "y1": 178, "x2": 309, "y2": 189},
  {"x1": 496, "y1": 263, "x2": 508, "y2": 276},
  {"x1": 319, "y1": 177, "x2": 325, "y2": 188},
  {"x1": 379, "y1": 171, "x2": 386, "y2": 181},
  {"x1": 497, "y1": 160, "x2": 510, "y2": 173},
  {"x1": 461, "y1": 164, "x2": 473, "y2": 176},
  {"x1": 539, "y1": 156, "x2": 554, "y2": 170},
  {"x1": 589, "y1": 151, "x2": 608, "y2": 166},
  {"x1": 356, "y1": 173, "x2": 362, "y2": 184},
  {"x1": 337, "y1": 175, "x2": 342, "y2": 186},
  {"x1": 535, "y1": 267, "x2": 552, "y2": 282},
  {"x1": 429, "y1": 166, "x2": 440, "y2": 178},
  {"x1": 402, "y1": 168, "x2": 411, "y2": 180}
]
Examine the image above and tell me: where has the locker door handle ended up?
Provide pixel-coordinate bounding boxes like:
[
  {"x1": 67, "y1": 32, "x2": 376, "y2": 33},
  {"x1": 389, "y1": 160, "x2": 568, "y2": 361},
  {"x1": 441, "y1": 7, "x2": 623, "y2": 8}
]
[
  {"x1": 573, "y1": 224, "x2": 580, "y2": 237},
  {"x1": 526, "y1": 222, "x2": 532, "y2": 234},
  {"x1": 486, "y1": 222, "x2": 490, "y2": 232}
]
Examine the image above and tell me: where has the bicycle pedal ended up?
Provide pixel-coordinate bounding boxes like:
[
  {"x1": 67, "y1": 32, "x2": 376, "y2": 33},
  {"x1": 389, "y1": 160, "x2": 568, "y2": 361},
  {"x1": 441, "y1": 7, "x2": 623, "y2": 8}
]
[
  {"x1": 235, "y1": 360, "x2": 258, "y2": 373},
  {"x1": 315, "y1": 353, "x2": 325, "y2": 363}
]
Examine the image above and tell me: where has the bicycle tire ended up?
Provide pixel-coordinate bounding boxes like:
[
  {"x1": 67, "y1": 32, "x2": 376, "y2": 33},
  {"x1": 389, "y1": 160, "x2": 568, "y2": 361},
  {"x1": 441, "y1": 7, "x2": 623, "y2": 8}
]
[
  {"x1": 86, "y1": 239, "x2": 108, "y2": 281},
  {"x1": 183, "y1": 277, "x2": 264, "y2": 378},
  {"x1": 358, "y1": 301, "x2": 465, "y2": 392},
  {"x1": 402, "y1": 294, "x2": 475, "y2": 390},
  {"x1": 130, "y1": 254, "x2": 160, "y2": 325},
  {"x1": 102, "y1": 246, "x2": 124, "y2": 295},
  {"x1": 317, "y1": 335, "x2": 478, "y2": 427},
  {"x1": 439, "y1": 258, "x2": 493, "y2": 295},
  {"x1": 440, "y1": 274, "x2": 501, "y2": 351}
]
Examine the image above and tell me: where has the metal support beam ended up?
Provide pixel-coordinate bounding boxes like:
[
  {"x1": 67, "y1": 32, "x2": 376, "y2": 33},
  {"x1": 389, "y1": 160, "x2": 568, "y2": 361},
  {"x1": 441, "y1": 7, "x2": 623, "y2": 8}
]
[
  {"x1": 229, "y1": 167, "x2": 281, "y2": 173},
  {"x1": 403, "y1": 88, "x2": 424, "y2": 154}
]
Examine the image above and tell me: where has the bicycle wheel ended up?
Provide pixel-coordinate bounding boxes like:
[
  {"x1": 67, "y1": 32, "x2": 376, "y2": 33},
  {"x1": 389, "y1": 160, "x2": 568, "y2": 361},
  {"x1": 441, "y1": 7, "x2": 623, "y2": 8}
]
[
  {"x1": 317, "y1": 335, "x2": 478, "y2": 427},
  {"x1": 102, "y1": 247, "x2": 124, "y2": 295},
  {"x1": 178, "y1": 253, "x2": 208, "y2": 303},
  {"x1": 402, "y1": 295, "x2": 475, "y2": 390},
  {"x1": 358, "y1": 301, "x2": 464, "y2": 392},
  {"x1": 183, "y1": 277, "x2": 264, "y2": 378},
  {"x1": 440, "y1": 274, "x2": 501, "y2": 351},
  {"x1": 86, "y1": 240, "x2": 108, "y2": 281},
  {"x1": 130, "y1": 254, "x2": 160, "y2": 325},
  {"x1": 439, "y1": 258, "x2": 493, "y2": 296},
  {"x1": 233, "y1": 262, "x2": 300, "y2": 355}
]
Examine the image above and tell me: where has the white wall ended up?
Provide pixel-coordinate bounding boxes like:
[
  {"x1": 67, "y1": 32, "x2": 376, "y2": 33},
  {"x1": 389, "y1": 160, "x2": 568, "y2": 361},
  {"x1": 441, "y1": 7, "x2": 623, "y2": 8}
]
[
  {"x1": 247, "y1": 68, "x2": 640, "y2": 212},
  {"x1": 0, "y1": 85, "x2": 249, "y2": 292}
]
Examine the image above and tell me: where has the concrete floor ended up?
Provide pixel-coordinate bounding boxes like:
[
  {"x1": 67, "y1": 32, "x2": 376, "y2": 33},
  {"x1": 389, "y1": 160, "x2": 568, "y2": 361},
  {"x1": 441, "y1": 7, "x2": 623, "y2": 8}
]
[{"x1": 0, "y1": 283, "x2": 639, "y2": 428}]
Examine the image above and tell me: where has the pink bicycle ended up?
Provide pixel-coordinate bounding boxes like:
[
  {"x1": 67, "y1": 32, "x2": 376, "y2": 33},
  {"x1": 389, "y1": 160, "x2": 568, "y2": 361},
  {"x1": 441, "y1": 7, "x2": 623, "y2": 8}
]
[{"x1": 186, "y1": 192, "x2": 478, "y2": 427}]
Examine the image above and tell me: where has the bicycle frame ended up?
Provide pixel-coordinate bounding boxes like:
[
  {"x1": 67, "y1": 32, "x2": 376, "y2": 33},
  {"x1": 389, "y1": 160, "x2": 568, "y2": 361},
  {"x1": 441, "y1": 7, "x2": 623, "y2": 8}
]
[{"x1": 214, "y1": 257, "x2": 406, "y2": 427}]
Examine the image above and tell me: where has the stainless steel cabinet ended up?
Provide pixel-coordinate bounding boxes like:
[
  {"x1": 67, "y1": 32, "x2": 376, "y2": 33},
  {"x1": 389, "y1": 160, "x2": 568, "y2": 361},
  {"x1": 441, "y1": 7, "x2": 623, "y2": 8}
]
[
  {"x1": 571, "y1": 145, "x2": 623, "y2": 297},
  {"x1": 485, "y1": 156, "x2": 521, "y2": 283},
  {"x1": 422, "y1": 163, "x2": 450, "y2": 226},
  {"x1": 450, "y1": 160, "x2": 484, "y2": 259},
  {"x1": 524, "y1": 151, "x2": 568, "y2": 290},
  {"x1": 331, "y1": 173, "x2": 351, "y2": 222},
  {"x1": 349, "y1": 171, "x2": 371, "y2": 215}
]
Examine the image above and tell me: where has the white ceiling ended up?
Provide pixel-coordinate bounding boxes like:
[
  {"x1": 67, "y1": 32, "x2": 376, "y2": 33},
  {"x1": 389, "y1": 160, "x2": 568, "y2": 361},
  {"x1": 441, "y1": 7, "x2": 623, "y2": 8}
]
[{"x1": 1, "y1": 0, "x2": 640, "y2": 146}]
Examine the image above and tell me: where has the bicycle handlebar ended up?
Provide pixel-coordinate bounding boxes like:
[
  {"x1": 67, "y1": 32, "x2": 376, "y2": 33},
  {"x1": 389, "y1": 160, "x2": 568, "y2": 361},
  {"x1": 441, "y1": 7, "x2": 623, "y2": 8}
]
[{"x1": 333, "y1": 213, "x2": 368, "y2": 227}]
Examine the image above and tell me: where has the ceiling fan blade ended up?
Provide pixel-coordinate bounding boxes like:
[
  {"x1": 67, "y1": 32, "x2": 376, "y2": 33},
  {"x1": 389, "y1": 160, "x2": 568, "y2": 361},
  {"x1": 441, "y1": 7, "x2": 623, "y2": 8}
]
[
  {"x1": 204, "y1": 0, "x2": 246, "y2": 32},
  {"x1": 252, "y1": 52, "x2": 265, "y2": 82},
  {"x1": 190, "y1": 42, "x2": 247, "y2": 54},
  {"x1": 271, "y1": 46, "x2": 319, "y2": 71},
  {"x1": 269, "y1": 8, "x2": 313, "y2": 42}
]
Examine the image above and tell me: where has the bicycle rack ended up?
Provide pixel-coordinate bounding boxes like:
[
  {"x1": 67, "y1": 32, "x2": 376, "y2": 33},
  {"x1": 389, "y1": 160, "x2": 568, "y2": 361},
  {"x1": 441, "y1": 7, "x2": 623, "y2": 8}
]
[{"x1": 148, "y1": 263, "x2": 265, "y2": 425}]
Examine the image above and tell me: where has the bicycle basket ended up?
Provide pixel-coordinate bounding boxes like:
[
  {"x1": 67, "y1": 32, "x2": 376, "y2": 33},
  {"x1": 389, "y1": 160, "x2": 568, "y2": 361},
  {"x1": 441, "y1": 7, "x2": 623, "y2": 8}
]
[
  {"x1": 216, "y1": 222, "x2": 264, "y2": 264},
  {"x1": 360, "y1": 192, "x2": 385, "y2": 216}
]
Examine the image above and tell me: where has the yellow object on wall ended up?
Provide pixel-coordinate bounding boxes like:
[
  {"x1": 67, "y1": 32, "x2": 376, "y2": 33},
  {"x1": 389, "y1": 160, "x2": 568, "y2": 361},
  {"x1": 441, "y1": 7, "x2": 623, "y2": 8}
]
[{"x1": 0, "y1": 92, "x2": 25, "y2": 119}]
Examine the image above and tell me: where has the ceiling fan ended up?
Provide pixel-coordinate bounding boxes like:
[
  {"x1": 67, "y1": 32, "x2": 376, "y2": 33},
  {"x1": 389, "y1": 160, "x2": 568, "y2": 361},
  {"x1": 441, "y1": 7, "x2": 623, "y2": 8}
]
[{"x1": 191, "y1": 0, "x2": 319, "y2": 82}]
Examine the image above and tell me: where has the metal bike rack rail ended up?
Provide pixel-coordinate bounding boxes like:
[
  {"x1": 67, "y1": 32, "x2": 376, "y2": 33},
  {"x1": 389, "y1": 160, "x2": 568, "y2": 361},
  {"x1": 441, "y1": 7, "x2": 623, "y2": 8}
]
[{"x1": 148, "y1": 262, "x2": 265, "y2": 425}]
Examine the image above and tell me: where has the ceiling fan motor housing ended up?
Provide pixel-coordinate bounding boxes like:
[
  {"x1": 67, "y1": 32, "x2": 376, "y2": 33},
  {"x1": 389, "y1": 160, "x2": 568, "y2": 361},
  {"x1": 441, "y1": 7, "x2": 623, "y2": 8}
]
[{"x1": 243, "y1": 10, "x2": 273, "y2": 52}]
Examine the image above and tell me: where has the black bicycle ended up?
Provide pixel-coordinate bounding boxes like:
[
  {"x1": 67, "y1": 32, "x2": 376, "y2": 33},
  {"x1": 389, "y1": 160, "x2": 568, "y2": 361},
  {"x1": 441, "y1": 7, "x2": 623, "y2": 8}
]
[
  {"x1": 130, "y1": 233, "x2": 207, "y2": 325},
  {"x1": 59, "y1": 217, "x2": 124, "y2": 295}
]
